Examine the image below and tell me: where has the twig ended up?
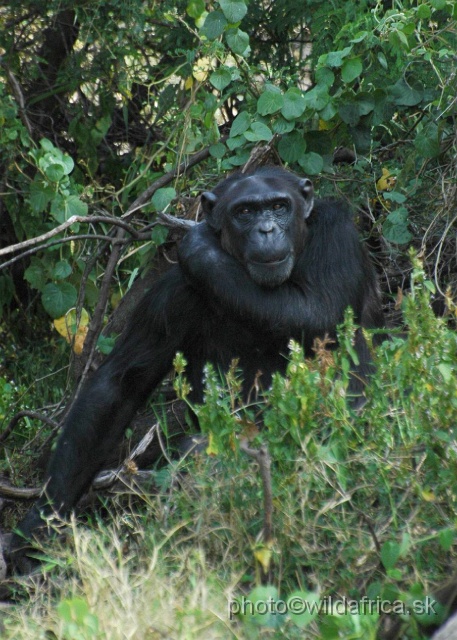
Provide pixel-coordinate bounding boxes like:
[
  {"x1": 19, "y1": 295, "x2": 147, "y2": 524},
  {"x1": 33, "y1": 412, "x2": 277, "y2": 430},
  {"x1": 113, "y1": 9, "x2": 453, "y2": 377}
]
[
  {"x1": 122, "y1": 141, "x2": 224, "y2": 220},
  {"x1": 0, "y1": 234, "x2": 125, "y2": 271},
  {"x1": 77, "y1": 227, "x2": 126, "y2": 390},
  {"x1": 240, "y1": 440, "x2": 273, "y2": 544},
  {"x1": 0, "y1": 410, "x2": 59, "y2": 444},
  {"x1": 1, "y1": 63, "x2": 34, "y2": 138},
  {"x1": 92, "y1": 422, "x2": 158, "y2": 490},
  {"x1": 0, "y1": 483, "x2": 40, "y2": 500},
  {"x1": 157, "y1": 211, "x2": 196, "y2": 230},
  {"x1": 0, "y1": 422, "x2": 159, "y2": 499},
  {"x1": 0, "y1": 215, "x2": 143, "y2": 258}
]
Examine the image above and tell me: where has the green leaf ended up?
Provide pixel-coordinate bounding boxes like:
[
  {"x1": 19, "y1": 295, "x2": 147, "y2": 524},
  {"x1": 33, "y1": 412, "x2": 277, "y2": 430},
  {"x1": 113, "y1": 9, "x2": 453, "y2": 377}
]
[
  {"x1": 323, "y1": 46, "x2": 352, "y2": 68},
  {"x1": 53, "y1": 260, "x2": 72, "y2": 280},
  {"x1": 219, "y1": 0, "x2": 247, "y2": 23},
  {"x1": 439, "y1": 528, "x2": 455, "y2": 550},
  {"x1": 315, "y1": 67, "x2": 335, "y2": 88},
  {"x1": 226, "y1": 135, "x2": 245, "y2": 150},
  {"x1": 42, "y1": 282, "x2": 77, "y2": 319},
  {"x1": 150, "y1": 224, "x2": 169, "y2": 246},
  {"x1": 383, "y1": 207, "x2": 412, "y2": 244},
  {"x1": 97, "y1": 334, "x2": 116, "y2": 355},
  {"x1": 241, "y1": 585, "x2": 282, "y2": 628},
  {"x1": 151, "y1": 187, "x2": 176, "y2": 211},
  {"x1": 356, "y1": 93, "x2": 375, "y2": 115},
  {"x1": 383, "y1": 191, "x2": 406, "y2": 203},
  {"x1": 201, "y1": 10, "x2": 227, "y2": 39},
  {"x1": 381, "y1": 540, "x2": 401, "y2": 570},
  {"x1": 225, "y1": 27, "x2": 249, "y2": 55},
  {"x1": 230, "y1": 112, "x2": 251, "y2": 137},
  {"x1": 224, "y1": 147, "x2": 250, "y2": 166},
  {"x1": 39, "y1": 138, "x2": 55, "y2": 152},
  {"x1": 341, "y1": 57, "x2": 363, "y2": 83},
  {"x1": 414, "y1": 122, "x2": 441, "y2": 158},
  {"x1": 302, "y1": 85, "x2": 330, "y2": 111},
  {"x1": 257, "y1": 88, "x2": 284, "y2": 115},
  {"x1": 386, "y1": 207, "x2": 409, "y2": 225},
  {"x1": 437, "y1": 364, "x2": 453, "y2": 384},
  {"x1": 338, "y1": 102, "x2": 361, "y2": 127},
  {"x1": 210, "y1": 66, "x2": 232, "y2": 90},
  {"x1": 281, "y1": 88, "x2": 306, "y2": 120},
  {"x1": 187, "y1": 0, "x2": 205, "y2": 19},
  {"x1": 29, "y1": 180, "x2": 54, "y2": 213},
  {"x1": 378, "y1": 51, "x2": 388, "y2": 69},
  {"x1": 298, "y1": 152, "x2": 324, "y2": 175},
  {"x1": 350, "y1": 30, "x2": 368, "y2": 43},
  {"x1": 278, "y1": 130, "x2": 306, "y2": 163},
  {"x1": 287, "y1": 591, "x2": 320, "y2": 628},
  {"x1": 388, "y1": 78, "x2": 423, "y2": 106},
  {"x1": 244, "y1": 122, "x2": 273, "y2": 142},
  {"x1": 44, "y1": 163, "x2": 65, "y2": 182},
  {"x1": 209, "y1": 142, "x2": 226, "y2": 158},
  {"x1": 272, "y1": 117, "x2": 295, "y2": 134},
  {"x1": 65, "y1": 195, "x2": 88, "y2": 218},
  {"x1": 24, "y1": 259, "x2": 47, "y2": 291},
  {"x1": 417, "y1": 4, "x2": 431, "y2": 19},
  {"x1": 61, "y1": 154, "x2": 75, "y2": 175}
]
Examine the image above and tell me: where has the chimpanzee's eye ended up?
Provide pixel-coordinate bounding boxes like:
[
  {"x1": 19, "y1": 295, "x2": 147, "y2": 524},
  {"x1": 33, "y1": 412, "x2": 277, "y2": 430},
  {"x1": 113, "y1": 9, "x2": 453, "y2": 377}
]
[{"x1": 236, "y1": 206, "x2": 252, "y2": 216}]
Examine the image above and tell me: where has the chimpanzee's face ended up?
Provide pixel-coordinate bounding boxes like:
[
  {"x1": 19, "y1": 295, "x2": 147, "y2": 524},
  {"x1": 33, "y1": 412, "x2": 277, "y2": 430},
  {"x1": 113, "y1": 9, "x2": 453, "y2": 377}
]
[{"x1": 201, "y1": 172, "x2": 314, "y2": 287}]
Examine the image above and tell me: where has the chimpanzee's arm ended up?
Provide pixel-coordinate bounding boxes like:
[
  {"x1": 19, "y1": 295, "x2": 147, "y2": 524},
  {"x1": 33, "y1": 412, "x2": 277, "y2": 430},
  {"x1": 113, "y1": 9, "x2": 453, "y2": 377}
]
[
  {"x1": 178, "y1": 219, "x2": 370, "y2": 336},
  {"x1": 13, "y1": 267, "x2": 200, "y2": 551}
]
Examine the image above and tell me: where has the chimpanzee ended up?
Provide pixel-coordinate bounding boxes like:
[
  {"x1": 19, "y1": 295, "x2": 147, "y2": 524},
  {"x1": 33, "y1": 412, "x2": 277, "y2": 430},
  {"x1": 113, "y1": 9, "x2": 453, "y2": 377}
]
[{"x1": 11, "y1": 166, "x2": 384, "y2": 568}]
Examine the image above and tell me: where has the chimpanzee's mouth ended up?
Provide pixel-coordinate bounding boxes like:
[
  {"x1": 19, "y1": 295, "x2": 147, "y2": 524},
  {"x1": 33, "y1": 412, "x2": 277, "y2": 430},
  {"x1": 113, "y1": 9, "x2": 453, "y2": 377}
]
[{"x1": 250, "y1": 255, "x2": 290, "y2": 267}]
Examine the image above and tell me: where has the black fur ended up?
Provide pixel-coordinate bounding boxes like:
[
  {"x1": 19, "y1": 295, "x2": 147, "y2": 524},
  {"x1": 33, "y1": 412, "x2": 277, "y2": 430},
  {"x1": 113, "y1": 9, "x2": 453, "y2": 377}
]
[{"x1": 11, "y1": 167, "x2": 384, "y2": 567}]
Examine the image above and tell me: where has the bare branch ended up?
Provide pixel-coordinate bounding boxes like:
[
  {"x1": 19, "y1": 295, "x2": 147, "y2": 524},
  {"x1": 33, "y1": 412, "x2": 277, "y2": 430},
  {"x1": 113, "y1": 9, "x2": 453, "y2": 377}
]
[
  {"x1": 0, "y1": 234, "x2": 124, "y2": 272},
  {"x1": 92, "y1": 422, "x2": 158, "y2": 490},
  {"x1": 0, "y1": 483, "x2": 40, "y2": 500},
  {"x1": 76, "y1": 227, "x2": 125, "y2": 389},
  {"x1": 0, "y1": 422, "x2": 159, "y2": 499},
  {"x1": 1, "y1": 62, "x2": 34, "y2": 138},
  {"x1": 0, "y1": 410, "x2": 59, "y2": 445},
  {"x1": 240, "y1": 440, "x2": 273, "y2": 544},
  {"x1": 157, "y1": 211, "x2": 196, "y2": 230},
  {"x1": 123, "y1": 146, "x2": 212, "y2": 219},
  {"x1": 0, "y1": 215, "x2": 143, "y2": 258},
  {"x1": 123, "y1": 136, "x2": 227, "y2": 220}
]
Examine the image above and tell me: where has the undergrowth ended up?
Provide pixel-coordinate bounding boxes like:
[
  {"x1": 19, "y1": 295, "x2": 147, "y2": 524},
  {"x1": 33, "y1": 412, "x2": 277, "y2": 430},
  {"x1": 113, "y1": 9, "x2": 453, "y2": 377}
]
[{"x1": 2, "y1": 260, "x2": 457, "y2": 639}]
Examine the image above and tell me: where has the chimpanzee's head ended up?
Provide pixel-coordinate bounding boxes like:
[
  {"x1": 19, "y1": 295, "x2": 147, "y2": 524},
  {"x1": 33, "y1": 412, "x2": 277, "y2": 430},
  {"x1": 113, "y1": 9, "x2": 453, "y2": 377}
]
[{"x1": 200, "y1": 167, "x2": 314, "y2": 287}]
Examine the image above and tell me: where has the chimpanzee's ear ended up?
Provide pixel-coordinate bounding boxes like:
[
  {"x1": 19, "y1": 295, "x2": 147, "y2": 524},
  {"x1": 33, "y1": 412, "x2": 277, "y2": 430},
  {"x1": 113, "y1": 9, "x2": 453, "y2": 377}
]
[
  {"x1": 201, "y1": 191, "x2": 220, "y2": 230},
  {"x1": 299, "y1": 178, "x2": 314, "y2": 219}
]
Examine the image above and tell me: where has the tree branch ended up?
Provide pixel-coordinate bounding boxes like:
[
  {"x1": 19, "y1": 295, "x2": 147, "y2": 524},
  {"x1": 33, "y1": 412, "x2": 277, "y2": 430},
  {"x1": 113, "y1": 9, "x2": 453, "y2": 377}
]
[
  {"x1": 0, "y1": 410, "x2": 59, "y2": 445},
  {"x1": 0, "y1": 215, "x2": 143, "y2": 258},
  {"x1": 240, "y1": 440, "x2": 273, "y2": 545},
  {"x1": 0, "y1": 422, "x2": 159, "y2": 500}
]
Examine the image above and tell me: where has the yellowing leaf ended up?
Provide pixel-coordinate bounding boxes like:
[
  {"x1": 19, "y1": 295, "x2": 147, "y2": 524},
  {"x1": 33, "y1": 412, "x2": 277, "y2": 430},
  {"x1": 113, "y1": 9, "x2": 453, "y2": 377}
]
[
  {"x1": 54, "y1": 308, "x2": 90, "y2": 354},
  {"x1": 206, "y1": 432, "x2": 219, "y2": 456},
  {"x1": 192, "y1": 57, "x2": 215, "y2": 82},
  {"x1": 254, "y1": 545, "x2": 273, "y2": 573},
  {"x1": 421, "y1": 489, "x2": 436, "y2": 502},
  {"x1": 318, "y1": 119, "x2": 333, "y2": 131},
  {"x1": 185, "y1": 76, "x2": 194, "y2": 90},
  {"x1": 73, "y1": 325, "x2": 89, "y2": 355},
  {"x1": 110, "y1": 290, "x2": 122, "y2": 309},
  {"x1": 376, "y1": 167, "x2": 396, "y2": 191}
]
